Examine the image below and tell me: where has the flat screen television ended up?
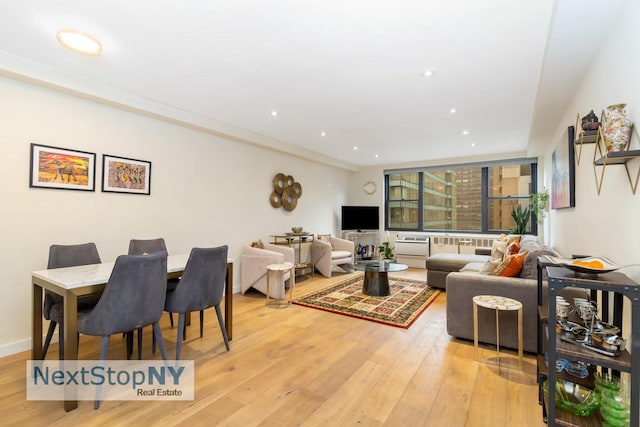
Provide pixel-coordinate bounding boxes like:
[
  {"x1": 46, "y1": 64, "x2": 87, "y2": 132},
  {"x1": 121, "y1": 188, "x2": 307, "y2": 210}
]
[{"x1": 341, "y1": 206, "x2": 380, "y2": 231}]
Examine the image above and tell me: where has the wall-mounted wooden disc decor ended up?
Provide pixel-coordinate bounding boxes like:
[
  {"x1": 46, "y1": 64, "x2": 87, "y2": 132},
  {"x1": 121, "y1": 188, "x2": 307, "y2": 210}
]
[{"x1": 271, "y1": 173, "x2": 302, "y2": 211}]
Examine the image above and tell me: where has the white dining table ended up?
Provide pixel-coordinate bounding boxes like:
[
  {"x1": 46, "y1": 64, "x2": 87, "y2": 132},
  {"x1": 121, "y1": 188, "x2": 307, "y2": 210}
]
[{"x1": 31, "y1": 253, "x2": 233, "y2": 412}]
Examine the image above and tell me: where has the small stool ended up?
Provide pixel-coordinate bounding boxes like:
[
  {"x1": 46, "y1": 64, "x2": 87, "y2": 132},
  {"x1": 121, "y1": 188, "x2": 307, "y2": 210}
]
[
  {"x1": 266, "y1": 262, "x2": 295, "y2": 308},
  {"x1": 473, "y1": 295, "x2": 523, "y2": 369}
]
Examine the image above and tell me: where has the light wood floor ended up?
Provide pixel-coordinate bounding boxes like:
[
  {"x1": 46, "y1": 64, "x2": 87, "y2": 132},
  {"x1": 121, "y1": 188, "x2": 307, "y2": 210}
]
[{"x1": 0, "y1": 269, "x2": 546, "y2": 426}]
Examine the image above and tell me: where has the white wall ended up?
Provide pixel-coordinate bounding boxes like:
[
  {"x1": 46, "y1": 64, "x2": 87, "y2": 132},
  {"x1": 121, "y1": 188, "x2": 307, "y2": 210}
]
[
  {"x1": 0, "y1": 76, "x2": 351, "y2": 356},
  {"x1": 539, "y1": 0, "x2": 639, "y2": 264}
]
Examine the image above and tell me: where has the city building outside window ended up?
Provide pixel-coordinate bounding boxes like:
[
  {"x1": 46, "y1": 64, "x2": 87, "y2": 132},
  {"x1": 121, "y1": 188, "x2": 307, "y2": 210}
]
[{"x1": 384, "y1": 159, "x2": 536, "y2": 234}]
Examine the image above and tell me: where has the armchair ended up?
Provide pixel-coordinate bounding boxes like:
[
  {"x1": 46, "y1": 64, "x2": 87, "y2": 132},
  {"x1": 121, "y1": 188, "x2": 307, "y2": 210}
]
[
  {"x1": 312, "y1": 236, "x2": 354, "y2": 277},
  {"x1": 241, "y1": 242, "x2": 295, "y2": 299}
]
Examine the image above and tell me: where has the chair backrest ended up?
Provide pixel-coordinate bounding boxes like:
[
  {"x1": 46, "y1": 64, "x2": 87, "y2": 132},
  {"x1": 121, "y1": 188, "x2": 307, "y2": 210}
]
[
  {"x1": 78, "y1": 252, "x2": 168, "y2": 336},
  {"x1": 48, "y1": 242, "x2": 102, "y2": 269},
  {"x1": 128, "y1": 238, "x2": 168, "y2": 255},
  {"x1": 44, "y1": 243, "x2": 102, "y2": 319},
  {"x1": 164, "y1": 246, "x2": 228, "y2": 314}
]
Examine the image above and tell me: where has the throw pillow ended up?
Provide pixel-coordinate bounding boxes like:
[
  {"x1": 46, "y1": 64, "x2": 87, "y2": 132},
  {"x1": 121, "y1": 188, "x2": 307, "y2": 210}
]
[
  {"x1": 507, "y1": 240, "x2": 521, "y2": 255},
  {"x1": 490, "y1": 239, "x2": 509, "y2": 261},
  {"x1": 250, "y1": 239, "x2": 264, "y2": 249},
  {"x1": 497, "y1": 252, "x2": 528, "y2": 277},
  {"x1": 500, "y1": 233, "x2": 522, "y2": 243},
  {"x1": 317, "y1": 234, "x2": 331, "y2": 243},
  {"x1": 479, "y1": 259, "x2": 502, "y2": 275}
]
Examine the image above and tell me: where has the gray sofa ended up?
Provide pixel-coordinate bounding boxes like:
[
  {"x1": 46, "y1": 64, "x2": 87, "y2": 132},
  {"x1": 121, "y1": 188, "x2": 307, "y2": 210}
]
[
  {"x1": 426, "y1": 251, "x2": 491, "y2": 289},
  {"x1": 445, "y1": 236, "x2": 586, "y2": 353}
]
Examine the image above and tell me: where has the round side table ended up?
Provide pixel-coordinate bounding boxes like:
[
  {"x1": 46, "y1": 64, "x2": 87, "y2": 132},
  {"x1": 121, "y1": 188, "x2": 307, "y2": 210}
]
[
  {"x1": 472, "y1": 294, "x2": 523, "y2": 369},
  {"x1": 266, "y1": 262, "x2": 295, "y2": 308}
]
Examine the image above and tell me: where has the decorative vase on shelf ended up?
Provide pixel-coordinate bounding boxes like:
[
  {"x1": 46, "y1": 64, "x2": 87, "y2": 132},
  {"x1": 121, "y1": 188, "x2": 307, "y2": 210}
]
[
  {"x1": 603, "y1": 103, "x2": 632, "y2": 153},
  {"x1": 581, "y1": 110, "x2": 600, "y2": 131}
]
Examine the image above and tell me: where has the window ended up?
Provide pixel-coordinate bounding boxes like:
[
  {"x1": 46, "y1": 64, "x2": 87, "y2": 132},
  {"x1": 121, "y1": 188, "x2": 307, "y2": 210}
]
[
  {"x1": 384, "y1": 159, "x2": 537, "y2": 234},
  {"x1": 387, "y1": 173, "x2": 419, "y2": 229}
]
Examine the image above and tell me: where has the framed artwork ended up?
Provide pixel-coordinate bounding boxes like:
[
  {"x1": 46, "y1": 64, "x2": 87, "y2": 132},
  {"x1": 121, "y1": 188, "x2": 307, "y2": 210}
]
[
  {"x1": 551, "y1": 126, "x2": 576, "y2": 209},
  {"x1": 102, "y1": 154, "x2": 151, "y2": 195},
  {"x1": 29, "y1": 143, "x2": 96, "y2": 191}
]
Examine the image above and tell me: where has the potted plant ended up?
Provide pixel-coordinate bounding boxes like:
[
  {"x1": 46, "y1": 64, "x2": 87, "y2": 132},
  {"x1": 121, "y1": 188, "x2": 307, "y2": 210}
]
[
  {"x1": 511, "y1": 204, "x2": 531, "y2": 234},
  {"x1": 531, "y1": 192, "x2": 549, "y2": 223},
  {"x1": 378, "y1": 241, "x2": 395, "y2": 261}
]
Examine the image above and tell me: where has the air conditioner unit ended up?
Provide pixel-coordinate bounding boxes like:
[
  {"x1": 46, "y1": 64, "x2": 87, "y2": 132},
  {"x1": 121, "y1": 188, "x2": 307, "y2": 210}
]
[{"x1": 395, "y1": 234, "x2": 430, "y2": 268}]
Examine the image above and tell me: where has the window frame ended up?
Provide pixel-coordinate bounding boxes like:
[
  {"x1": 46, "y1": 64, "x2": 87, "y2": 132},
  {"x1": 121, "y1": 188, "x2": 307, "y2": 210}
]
[{"x1": 384, "y1": 159, "x2": 538, "y2": 235}]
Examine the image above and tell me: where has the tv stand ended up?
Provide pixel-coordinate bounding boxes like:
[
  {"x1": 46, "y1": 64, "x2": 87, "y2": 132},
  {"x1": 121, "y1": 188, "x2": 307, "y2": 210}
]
[{"x1": 341, "y1": 231, "x2": 380, "y2": 261}]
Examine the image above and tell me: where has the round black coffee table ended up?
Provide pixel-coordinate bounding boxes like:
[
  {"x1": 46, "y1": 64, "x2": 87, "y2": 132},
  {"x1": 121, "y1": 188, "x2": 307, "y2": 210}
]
[{"x1": 351, "y1": 260, "x2": 408, "y2": 296}]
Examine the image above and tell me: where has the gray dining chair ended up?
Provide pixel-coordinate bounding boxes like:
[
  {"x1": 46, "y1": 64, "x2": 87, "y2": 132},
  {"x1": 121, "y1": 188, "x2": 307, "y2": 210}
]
[
  {"x1": 164, "y1": 245, "x2": 230, "y2": 360},
  {"x1": 42, "y1": 242, "x2": 102, "y2": 360},
  {"x1": 126, "y1": 238, "x2": 178, "y2": 359},
  {"x1": 77, "y1": 251, "x2": 169, "y2": 409}
]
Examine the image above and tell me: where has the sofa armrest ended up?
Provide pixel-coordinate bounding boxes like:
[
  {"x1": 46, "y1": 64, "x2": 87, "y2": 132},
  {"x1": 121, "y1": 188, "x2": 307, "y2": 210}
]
[
  {"x1": 475, "y1": 247, "x2": 491, "y2": 256},
  {"x1": 263, "y1": 243, "x2": 295, "y2": 264}
]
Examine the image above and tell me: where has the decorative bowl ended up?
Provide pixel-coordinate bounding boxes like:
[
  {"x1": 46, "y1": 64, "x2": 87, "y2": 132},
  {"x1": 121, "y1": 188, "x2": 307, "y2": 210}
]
[
  {"x1": 547, "y1": 256, "x2": 620, "y2": 274},
  {"x1": 542, "y1": 380, "x2": 600, "y2": 416},
  {"x1": 544, "y1": 352, "x2": 569, "y2": 372},
  {"x1": 591, "y1": 333, "x2": 625, "y2": 352},
  {"x1": 592, "y1": 321, "x2": 621, "y2": 335},
  {"x1": 594, "y1": 372, "x2": 621, "y2": 393},
  {"x1": 291, "y1": 226, "x2": 303, "y2": 234},
  {"x1": 565, "y1": 361, "x2": 590, "y2": 379},
  {"x1": 600, "y1": 388, "x2": 630, "y2": 426}
]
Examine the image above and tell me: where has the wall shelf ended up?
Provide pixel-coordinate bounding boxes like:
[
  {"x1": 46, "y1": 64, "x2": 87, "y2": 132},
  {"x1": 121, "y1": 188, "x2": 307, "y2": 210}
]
[{"x1": 592, "y1": 123, "x2": 640, "y2": 195}]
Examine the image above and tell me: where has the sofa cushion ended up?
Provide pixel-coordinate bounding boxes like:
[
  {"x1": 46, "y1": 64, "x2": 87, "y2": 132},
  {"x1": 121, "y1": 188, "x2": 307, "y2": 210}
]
[
  {"x1": 426, "y1": 253, "x2": 490, "y2": 272},
  {"x1": 331, "y1": 250, "x2": 352, "y2": 260},
  {"x1": 460, "y1": 262, "x2": 485, "y2": 272}
]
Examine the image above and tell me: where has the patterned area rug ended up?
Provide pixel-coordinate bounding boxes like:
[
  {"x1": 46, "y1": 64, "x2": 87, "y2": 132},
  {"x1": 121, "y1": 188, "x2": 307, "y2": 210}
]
[{"x1": 293, "y1": 274, "x2": 440, "y2": 328}]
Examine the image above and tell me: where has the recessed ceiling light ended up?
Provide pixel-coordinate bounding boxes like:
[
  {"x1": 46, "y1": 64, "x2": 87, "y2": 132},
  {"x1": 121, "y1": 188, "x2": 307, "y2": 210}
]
[
  {"x1": 375, "y1": 154, "x2": 379, "y2": 159},
  {"x1": 471, "y1": 143, "x2": 476, "y2": 147},
  {"x1": 353, "y1": 146, "x2": 358, "y2": 151},
  {"x1": 422, "y1": 69, "x2": 434, "y2": 77},
  {"x1": 320, "y1": 132, "x2": 326, "y2": 137},
  {"x1": 56, "y1": 29, "x2": 102, "y2": 56},
  {"x1": 450, "y1": 108, "x2": 457, "y2": 114},
  {"x1": 462, "y1": 130, "x2": 469, "y2": 135},
  {"x1": 271, "y1": 111, "x2": 278, "y2": 117}
]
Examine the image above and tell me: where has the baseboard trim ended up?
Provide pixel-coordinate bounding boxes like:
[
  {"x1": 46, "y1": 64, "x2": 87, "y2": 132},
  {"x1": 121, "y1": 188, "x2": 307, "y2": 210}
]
[{"x1": 0, "y1": 338, "x2": 33, "y2": 358}]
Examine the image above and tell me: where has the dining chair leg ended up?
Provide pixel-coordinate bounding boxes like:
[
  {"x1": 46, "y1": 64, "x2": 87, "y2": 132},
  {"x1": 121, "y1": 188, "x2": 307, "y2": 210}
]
[
  {"x1": 94, "y1": 336, "x2": 110, "y2": 410},
  {"x1": 152, "y1": 329, "x2": 156, "y2": 354},
  {"x1": 199, "y1": 310, "x2": 204, "y2": 338},
  {"x1": 215, "y1": 305, "x2": 230, "y2": 351},
  {"x1": 126, "y1": 331, "x2": 134, "y2": 360},
  {"x1": 176, "y1": 313, "x2": 186, "y2": 360},
  {"x1": 42, "y1": 321, "x2": 57, "y2": 360},
  {"x1": 152, "y1": 323, "x2": 168, "y2": 361},
  {"x1": 169, "y1": 312, "x2": 174, "y2": 328}
]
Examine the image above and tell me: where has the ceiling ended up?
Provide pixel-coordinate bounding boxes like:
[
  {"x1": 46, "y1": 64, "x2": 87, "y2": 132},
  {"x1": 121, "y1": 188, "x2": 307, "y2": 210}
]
[{"x1": 0, "y1": 0, "x2": 626, "y2": 170}]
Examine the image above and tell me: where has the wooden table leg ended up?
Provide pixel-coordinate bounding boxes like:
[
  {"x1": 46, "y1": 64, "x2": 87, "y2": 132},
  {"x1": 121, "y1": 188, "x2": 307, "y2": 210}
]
[
  {"x1": 63, "y1": 292, "x2": 78, "y2": 412},
  {"x1": 32, "y1": 283, "x2": 43, "y2": 360},
  {"x1": 225, "y1": 262, "x2": 233, "y2": 341},
  {"x1": 473, "y1": 301, "x2": 479, "y2": 361},
  {"x1": 495, "y1": 308, "x2": 500, "y2": 366},
  {"x1": 518, "y1": 306, "x2": 523, "y2": 369}
]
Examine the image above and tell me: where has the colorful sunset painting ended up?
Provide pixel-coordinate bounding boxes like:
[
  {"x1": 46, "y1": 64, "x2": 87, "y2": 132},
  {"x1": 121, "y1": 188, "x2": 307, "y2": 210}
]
[{"x1": 30, "y1": 144, "x2": 96, "y2": 191}]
